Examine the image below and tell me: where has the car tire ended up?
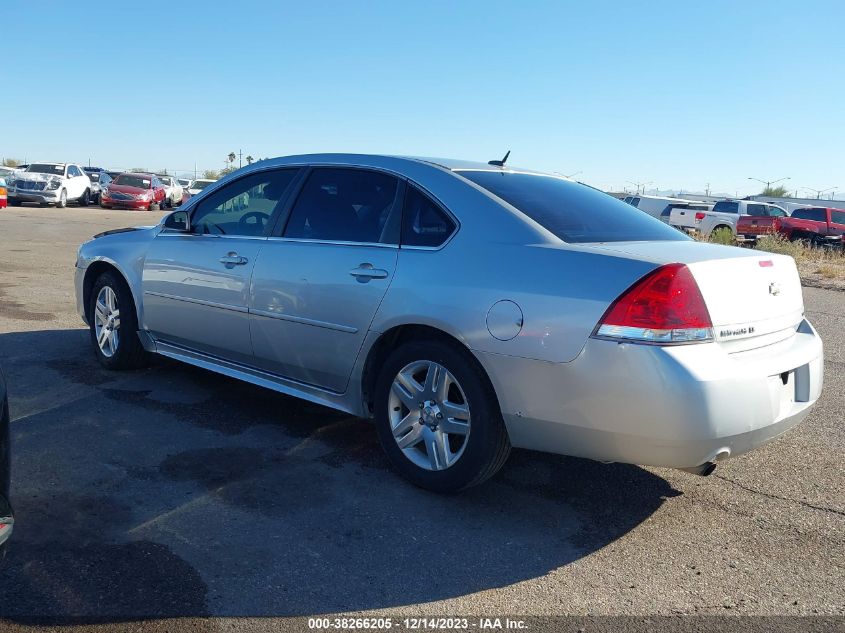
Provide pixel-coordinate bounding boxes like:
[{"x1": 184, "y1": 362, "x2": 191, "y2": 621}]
[
  {"x1": 56, "y1": 189, "x2": 67, "y2": 208},
  {"x1": 150, "y1": 201, "x2": 160, "y2": 211},
  {"x1": 79, "y1": 189, "x2": 90, "y2": 207},
  {"x1": 89, "y1": 271, "x2": 148, "y2": 370},
  {"x1": 374, "y1": 339, "x2": 511, "y2": 492}
]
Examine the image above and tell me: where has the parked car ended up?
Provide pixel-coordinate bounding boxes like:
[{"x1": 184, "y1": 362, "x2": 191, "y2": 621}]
[
  {"x1": 659, "y1": 201, "x2": 713, "y2": 225},
  {"x1": 177, "y1": 178, "x2": 193, "y2": 189},
  {"x1": 8, "y1": 163, "x2": 93, "y2": 208},
  {"x1": 156, "y1": 175, "x2": 184, "y2": 208},
  {"x1": 626, "y1": 195, "x2": 704, "y2": 220},
  {"x1": 0, "y1": 166, "x2": 19, "y2": 185},
  {"x1": 772, "y1": 207, "x2": 845, "y2": 246},
  {"x1": 100, "y1": 173, "x2": 167, "y2": 211},
  {"x1": 735, "y1": 205, "x2": 792, "y2": 243},
  {"x1": 0, "y1": 367, "x2": 13, "y2": 556},
  {"x1": 672, "y1": 199, "x2": 787, "y2": 238},
  {"x1": 187, "y1": 178, "x2": 216, "y2": 196},
  {"x1": 0, "y1": 178, "x2": 7, "y2": 209},
  {"x1": 83, "y1": 169, "x2": 113, "y2": 205},
  {"x1": 74, "y1": 154, "x2": 823, "y2": 492}
]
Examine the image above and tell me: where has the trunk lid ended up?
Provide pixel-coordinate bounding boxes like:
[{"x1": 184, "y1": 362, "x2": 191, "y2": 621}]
[{"x1": 577, "y1": 241, "x2": 805, "y2": 352}]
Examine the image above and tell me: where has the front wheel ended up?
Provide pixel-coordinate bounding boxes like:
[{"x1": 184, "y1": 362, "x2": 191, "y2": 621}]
[
  {"x1": 374, "y1": 339, "x2": 510, "y2": 492},
  {"x1": 56, "y1": 189, "x2": 67, "y2": 208},
  {"x1": 89, "y1": 271, "x2": 148, "y2": 369}
]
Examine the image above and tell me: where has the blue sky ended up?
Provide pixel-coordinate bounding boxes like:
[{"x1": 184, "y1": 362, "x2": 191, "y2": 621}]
[{"x1": 3, "y1": 1, "x2": 843, "y2": 196}]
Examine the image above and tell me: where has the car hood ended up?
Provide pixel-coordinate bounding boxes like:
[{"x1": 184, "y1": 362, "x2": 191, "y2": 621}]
[
  {"x1": 108, "y1": 184, "x2": 149, "y2": 195},
  {"x1": 15, "y1": 172, "x2": 62, "y2": 183}
]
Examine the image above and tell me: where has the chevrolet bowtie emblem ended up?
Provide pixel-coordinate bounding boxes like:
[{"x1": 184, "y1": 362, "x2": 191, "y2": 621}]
[{"x1": 769, "y1": 282, "x2": 781, "y2": 296}]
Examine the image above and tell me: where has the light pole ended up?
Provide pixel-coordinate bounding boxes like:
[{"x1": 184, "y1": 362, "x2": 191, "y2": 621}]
[
  {"x1": 748, "y1": 176, "x2": 790, "y2": 192},
  {"x1": 802, "y1": 186, "x2": 837, "y2": 200},
  {"x1": 626, "y1": 181, "x2": 652, "y2": 194}
]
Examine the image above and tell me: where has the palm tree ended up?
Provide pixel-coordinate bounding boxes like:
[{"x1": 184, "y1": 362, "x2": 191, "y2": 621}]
[
  {"x1": 246, "y1": 155, "x2": 254, "y2": 165},
  {"x1": 227, "y1": 152, "x2": 236, "y2": 166}
]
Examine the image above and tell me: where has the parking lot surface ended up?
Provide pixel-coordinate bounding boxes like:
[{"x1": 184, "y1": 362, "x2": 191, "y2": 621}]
[{"x1": 0, "y1": 205, "x2": 843, "y2": 629}]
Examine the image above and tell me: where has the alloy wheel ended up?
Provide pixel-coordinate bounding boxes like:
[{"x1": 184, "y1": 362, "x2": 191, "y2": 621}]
[
  {"x1": 388, "y1": 360, "x2": 471, "y2": 471},
  {"x1": 94, "y1": 286, "x2": 121, "y2": 357}
]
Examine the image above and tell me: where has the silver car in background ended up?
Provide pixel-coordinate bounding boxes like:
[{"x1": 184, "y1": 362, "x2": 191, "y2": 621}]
[{"x1": 74, "y1": 154, "x2": 823, "y2": 491}]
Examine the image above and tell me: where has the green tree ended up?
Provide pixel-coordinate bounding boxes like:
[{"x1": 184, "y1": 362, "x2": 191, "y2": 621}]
[
  {"x1": 246, "y1": 155, "x2": 254, "y2": 165},
  {"x1": 2, "y1": 158, "x2": 22, "y2": 167},
  {"x1": 762, "y1": 185, "x2": 790, "y2": 197},
  {"x1": 202, "y1": 169, "x2": 220, "y2": 179},
  {"x1": 129, "y1": 167, "x2": 148, "y2": 173}
]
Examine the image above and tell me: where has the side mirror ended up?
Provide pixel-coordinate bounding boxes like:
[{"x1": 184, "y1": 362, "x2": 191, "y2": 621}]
[{"x1": 164, "y1": 210, "x2": 190, "y2": 232}]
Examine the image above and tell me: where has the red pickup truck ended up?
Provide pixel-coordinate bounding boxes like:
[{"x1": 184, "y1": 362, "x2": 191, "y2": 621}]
[{"x1": 736, "y1": 206, "x2": 845, "y2": 246}]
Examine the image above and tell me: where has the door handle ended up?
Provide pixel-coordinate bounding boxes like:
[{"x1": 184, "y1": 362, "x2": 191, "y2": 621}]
[
  {"x1": 349, "y1": 263, "x2": 389, "y2": 281},
  {"x1": 219, "y1": 252, "x2": 249, "y2": 266}
]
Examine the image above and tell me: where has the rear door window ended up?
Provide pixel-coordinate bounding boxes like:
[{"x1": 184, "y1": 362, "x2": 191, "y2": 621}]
[
  {"x1": 458, "y1": 171, "x2": 686, "y2": 243},
  {"x1": 283, "y1": 168, "x2": 401, "y2": 244},
  {"x1": 830, "y1": 210, "x2": 845, "y2": 225}
]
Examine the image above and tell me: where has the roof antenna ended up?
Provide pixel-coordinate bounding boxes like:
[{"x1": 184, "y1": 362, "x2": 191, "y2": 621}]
[{"x1": 488, "y1": 150, "x2": 510, "y2": 167}]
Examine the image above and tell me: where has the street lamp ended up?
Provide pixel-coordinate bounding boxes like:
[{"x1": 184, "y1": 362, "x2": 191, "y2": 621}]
[
  {"x1": 802, "y1": 186, "x2": 837, "y2": 200},
  {"x1": 748, "y1": 176, "x2": 790, "y2": 191},
  {"x1": 626, "y1": 181, "x2": 652, "y2": 194}
]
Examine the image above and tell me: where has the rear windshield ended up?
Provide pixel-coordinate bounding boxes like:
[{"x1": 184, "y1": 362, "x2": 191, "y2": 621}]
[
  {"x1": 458, "y1": 171, "x2": 687, "y2": 243},
  {"x1": 712, "y1": 201, "x2": 739, "y2": 214},
  {"x1": 114, "y1": 175, "x2": 152, "y2": 188},
  {"x1": 193, "y1": 180, "x2": 213, "y2": 190},
  {"x1": 791, "y1": 208, "x2": 827, "y2": 222}
]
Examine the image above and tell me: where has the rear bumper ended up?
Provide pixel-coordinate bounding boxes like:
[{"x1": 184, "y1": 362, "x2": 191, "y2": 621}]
[{"x1": 477, "y1": 319, "x2": 824, "y2": 469}]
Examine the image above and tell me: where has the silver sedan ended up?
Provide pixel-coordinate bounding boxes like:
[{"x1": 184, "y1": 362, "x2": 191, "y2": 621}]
[{"x1": 74, "y1": 154, "x2": 824, "y2": 491}]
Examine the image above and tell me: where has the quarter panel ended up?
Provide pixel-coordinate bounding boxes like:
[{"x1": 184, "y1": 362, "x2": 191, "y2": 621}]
[{"x1": 375, "y1": 242, "x2": 658, "y2": 364}]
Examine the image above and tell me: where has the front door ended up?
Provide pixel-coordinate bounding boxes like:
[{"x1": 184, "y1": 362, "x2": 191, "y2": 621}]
[
  {"x1": 142, "y1": 168, "x2": 301, "y2": 364},
  {"x1": 250, "y1": 167, "x2": 402, "y2": 392}
]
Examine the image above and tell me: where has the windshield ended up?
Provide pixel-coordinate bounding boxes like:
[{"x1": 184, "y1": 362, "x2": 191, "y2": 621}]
[
  {"x1": 458, "y1": 171, "x2": 688, "y2": 243},
  {"x1": 193, "y1": 180, "x2": 213, "y2": 190},
  {"x1": 27, "y1": 163, "x2": 65, "y2": 176},
  {"x1": 113, "y1": 175, "x2": 152, "y2": 189}
]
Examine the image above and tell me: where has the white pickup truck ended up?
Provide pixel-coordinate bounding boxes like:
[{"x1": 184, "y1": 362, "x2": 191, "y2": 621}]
[
  {"x1": 670, "y1": 199, "x2": 788, "y2": 238},
  {"x1": 8, "y1": 162, "x2": 92, "y2": 208}
]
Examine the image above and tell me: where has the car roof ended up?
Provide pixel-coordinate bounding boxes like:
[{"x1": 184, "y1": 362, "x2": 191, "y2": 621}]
[{"x1": 249, "y1": 153, "x2": 557, "y2": 177}]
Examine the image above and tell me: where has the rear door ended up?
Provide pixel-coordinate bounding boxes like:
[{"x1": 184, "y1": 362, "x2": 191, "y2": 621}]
[
  {"x1": 249, "y1": 167, "x2": 402, "y2": 392},
  {"x1": 142, "y1": 168, "x2": 300, "y2": 365},
  {"x1": 830, "y1": 209, "x2": 845, "y2": 236}
]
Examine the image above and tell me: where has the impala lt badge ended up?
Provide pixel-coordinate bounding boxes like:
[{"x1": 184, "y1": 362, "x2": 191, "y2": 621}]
[{"x1": 769, "y1": 282, "x2": 781, "y2": 296}]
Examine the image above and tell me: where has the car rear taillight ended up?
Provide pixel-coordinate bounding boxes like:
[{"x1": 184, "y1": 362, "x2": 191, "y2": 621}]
[
  {"x1": 694, "y1": 212, "x2": 706, "y2": 222},
  {"x1": 594, "y1": 263, "x2": 713, "y2": 344}
]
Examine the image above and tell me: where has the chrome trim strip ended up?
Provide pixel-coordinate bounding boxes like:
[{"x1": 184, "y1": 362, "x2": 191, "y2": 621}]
[
  {"x1": 156, "y1": 233, "x2": 268, "y2": 241},
  {"x1": 250, "y1": 308, "x2": 358, "y2": 333},
  {"x1": 154, "y1": 341, "x2": 353, "y2": 408},
  {"x1": 143, "y1": 291, "x2": 248, "y2": 313},
  {"x1": 264, "y1": 236, "x2": 398, "y2": 249}
]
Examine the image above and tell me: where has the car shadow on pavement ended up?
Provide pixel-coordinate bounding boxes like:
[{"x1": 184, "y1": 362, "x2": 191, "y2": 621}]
[{"x1": 0, "y1": 329, "x2": 681, "y2": 624}]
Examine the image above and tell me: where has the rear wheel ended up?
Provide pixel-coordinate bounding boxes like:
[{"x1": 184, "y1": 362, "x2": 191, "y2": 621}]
[
  {"x1": 79, "y1": 188, "x2": 90, "y2": 207},
  {"x1": 374, "y1": 339, "x2": 510, "y2": 492},
  {"x1": 89, "y1": 271, "x2": 148, "y2": 369}
]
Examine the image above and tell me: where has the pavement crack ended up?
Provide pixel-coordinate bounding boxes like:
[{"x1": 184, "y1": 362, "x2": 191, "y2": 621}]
[{"x1": 714, "y1": 473, "x2": 845, "y2": 518}]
